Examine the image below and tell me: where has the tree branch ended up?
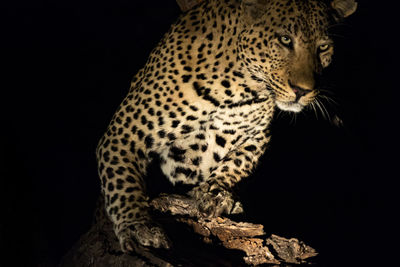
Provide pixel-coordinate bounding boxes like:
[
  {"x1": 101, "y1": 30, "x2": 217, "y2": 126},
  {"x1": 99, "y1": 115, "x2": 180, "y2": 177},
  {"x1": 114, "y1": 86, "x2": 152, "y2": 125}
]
[
  {"x1": 60, "y1": 194, "x2": 317, "y2": 266},
  {"x1": 151, "y1": 194, "x2": 317, "y2": 265}
]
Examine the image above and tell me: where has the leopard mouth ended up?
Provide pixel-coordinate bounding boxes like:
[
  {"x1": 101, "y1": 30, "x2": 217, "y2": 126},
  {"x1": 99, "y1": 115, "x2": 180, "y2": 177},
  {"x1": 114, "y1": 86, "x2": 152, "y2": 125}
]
[
  {"x1": 266, "y1": 81, "x2": 312, "y2": 112},
  {"x1": 275, "y1": 100, "x2": 304, "y2": 112}
]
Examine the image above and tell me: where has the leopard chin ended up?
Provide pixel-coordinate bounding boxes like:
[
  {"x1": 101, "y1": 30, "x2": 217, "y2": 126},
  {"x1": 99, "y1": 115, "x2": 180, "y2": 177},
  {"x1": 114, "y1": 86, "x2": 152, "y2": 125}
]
[{"x1": 276, "y1": 100, "x2": 304, "y2": 113}]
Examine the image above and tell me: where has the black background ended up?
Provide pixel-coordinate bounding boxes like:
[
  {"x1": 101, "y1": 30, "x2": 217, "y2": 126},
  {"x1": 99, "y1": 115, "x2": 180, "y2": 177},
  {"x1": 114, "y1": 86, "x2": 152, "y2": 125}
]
[{"x1": 1, "y1": 0, "x2": 398, "y2": 266}]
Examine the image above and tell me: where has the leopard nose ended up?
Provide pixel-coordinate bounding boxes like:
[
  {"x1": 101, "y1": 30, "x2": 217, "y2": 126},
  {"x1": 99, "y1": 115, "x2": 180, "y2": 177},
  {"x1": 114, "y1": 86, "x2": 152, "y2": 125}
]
[{"x1": 289, "y1": 81, "x2": 311, "y2": 101}]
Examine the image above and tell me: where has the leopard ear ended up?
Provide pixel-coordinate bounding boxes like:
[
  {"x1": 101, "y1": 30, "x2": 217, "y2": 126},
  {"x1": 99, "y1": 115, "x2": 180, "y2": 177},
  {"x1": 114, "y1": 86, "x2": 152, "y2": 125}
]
[
  {"x1": 241, "y1": 0, "x2": 270, "y2": 24},
  {"x1": 176, "y1": 0, "x2": 204, "y2": 12},
  {"x1": 331, "y1": 0, "x2": 357, "y2": 20}
]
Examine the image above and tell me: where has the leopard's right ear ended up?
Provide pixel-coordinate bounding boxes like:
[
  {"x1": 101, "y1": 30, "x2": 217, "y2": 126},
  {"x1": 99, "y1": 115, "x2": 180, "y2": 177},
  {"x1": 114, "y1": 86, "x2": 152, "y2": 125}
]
[
  {"x1": 330, "y1": 0, "x2": 358, "y2": 21},
  {"x1": 176, "y1": 0, "x2": 204, "y2": 12},
  {"x1": 240, "y1": 0, "x2": 270, "y2": 25}
]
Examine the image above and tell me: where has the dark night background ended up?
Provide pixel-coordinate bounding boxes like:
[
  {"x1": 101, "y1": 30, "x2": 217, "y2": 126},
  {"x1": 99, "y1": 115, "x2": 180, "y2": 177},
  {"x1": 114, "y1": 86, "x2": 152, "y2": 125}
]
[{"x1": 1, "y1": 0, "x2": 398, "y2": 266}]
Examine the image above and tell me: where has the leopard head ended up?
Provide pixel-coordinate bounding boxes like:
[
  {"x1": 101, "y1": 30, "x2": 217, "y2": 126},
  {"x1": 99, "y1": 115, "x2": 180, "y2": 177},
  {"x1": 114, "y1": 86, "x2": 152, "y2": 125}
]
[{"x1": 238, "y1": 0, "x2": 357, "y2": 112}]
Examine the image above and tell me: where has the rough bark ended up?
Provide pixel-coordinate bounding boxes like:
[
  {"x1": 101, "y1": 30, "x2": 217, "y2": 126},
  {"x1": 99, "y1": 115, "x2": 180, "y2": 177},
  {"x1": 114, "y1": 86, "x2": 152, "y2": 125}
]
[
  {"x1": 150, "y1": 194, "x2": 318, "y2": 265},
  {"x1": 59, "y1": 194, "x2": 317, "y2": 266}
]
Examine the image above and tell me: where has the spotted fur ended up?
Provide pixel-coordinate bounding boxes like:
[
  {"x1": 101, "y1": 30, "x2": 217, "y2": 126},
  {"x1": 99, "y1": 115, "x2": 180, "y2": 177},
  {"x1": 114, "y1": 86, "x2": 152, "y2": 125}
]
[{"x1": 96, "y1": 0, "x2": 357, "y2": 252}]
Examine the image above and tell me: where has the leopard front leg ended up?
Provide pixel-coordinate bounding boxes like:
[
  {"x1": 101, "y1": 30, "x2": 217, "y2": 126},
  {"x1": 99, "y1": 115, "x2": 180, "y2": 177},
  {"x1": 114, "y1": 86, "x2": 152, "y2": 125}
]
[
  {"x1": 96, "y1": 137, "x2": 170, "y2": 253},
  {"x1": 189, "y1": 132, "x2": 271, "y2": 217}
]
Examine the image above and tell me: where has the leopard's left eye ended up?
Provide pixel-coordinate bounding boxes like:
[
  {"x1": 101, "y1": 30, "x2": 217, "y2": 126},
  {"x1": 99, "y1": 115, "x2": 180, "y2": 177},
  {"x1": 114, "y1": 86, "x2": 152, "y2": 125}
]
[
  {"x1": 279, "y1": 35, "x2": 293, "y2": 47},
  {"x1": 318, "y1": 44, "x2": 330, "y2": 52}
]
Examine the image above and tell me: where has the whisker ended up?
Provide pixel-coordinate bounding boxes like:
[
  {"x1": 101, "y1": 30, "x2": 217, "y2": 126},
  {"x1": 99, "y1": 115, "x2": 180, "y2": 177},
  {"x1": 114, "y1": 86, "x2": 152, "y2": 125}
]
[
  {"x1": 314, "y1": 98, "x2": 327, "y2": 121},
  {"x1": 327, "y1": 22, "x2": 348, "y2": 29},
  {"x1": 310, "y1": 101, "x2": 319, "y2": 120},
  {"x1": 319, "y1": 95, "x2": 339, "y2": 106},
  {"x1": 276, "y1": 109, "x2": 283, "y2": 120},
  {"x1": 293, "y1": 112, "x2": 297, "y2": 125},
  {"x1": 316, "y1": 98, "x2": 331, "y2": 122},
  {"x1": 289, "y1": 112, "x2": 294, "y2": 125},
  {"x1": 318, "y1": 88, "x2": 336, "y2": 95}
]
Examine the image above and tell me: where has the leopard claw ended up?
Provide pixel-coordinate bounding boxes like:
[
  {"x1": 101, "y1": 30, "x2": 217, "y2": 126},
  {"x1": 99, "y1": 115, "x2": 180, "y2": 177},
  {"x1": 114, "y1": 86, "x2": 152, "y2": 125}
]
[
  {"x1": 117, "y1": 221, "x2": 171, "y2": 253},
  {"x1": 189, "y1": 183, "x2": 244, "y2": 217}
]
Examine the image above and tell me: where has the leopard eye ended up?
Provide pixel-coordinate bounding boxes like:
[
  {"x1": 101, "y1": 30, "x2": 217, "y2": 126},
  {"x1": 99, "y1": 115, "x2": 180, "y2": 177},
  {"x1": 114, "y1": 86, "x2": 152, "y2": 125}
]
[
  {"x1": 279, "y1": 35, "x2": 292, "y2": 47},
  {"x1": 318, "y1": 44, "x2": 330, "y2": 52}
]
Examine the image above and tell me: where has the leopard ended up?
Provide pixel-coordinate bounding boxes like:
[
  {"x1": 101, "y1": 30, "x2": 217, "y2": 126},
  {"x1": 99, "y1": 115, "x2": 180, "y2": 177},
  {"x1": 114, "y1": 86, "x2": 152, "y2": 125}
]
[{"x1": 96, "y1": 0, "x2": 357, "y2": 253}]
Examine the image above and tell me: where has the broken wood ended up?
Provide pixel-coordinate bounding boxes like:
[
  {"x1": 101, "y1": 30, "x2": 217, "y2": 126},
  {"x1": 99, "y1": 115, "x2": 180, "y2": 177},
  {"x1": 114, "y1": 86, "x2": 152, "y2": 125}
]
[
  {"x1": 60, "y1": 193, "x2": 317, "y2": 266},
  {"x1": 151, "y1": 194, "x2": 318, "y2": 265}
]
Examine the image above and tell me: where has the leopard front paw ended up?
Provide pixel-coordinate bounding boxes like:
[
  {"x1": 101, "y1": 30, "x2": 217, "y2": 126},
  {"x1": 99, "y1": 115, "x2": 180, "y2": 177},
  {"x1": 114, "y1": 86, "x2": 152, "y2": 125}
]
[
  {"x1": 116, "y1": 221, "x2": 171, "y2": 253},
  {"x1": 188, "y1": 183, "x2": 243, "y2": 217}
]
